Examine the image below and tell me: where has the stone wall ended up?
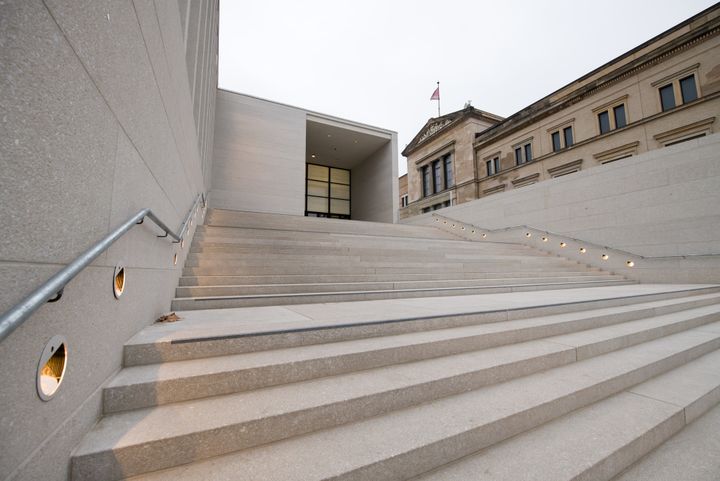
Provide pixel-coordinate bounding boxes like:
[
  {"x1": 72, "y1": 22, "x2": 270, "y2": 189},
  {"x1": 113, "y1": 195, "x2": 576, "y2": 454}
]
[
  {"x1": 0, "y1": 1, "x2": 217, "y2": 479},
  {"x1": 403, "y1": 133, "x2": 720, "y2": 267}
]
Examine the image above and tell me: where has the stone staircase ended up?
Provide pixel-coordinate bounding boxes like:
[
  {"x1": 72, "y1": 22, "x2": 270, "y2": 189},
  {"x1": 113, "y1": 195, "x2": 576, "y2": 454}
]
[
  {"x1": 69, "y1": 210, "x2": 720, "y2": 480},
  {"x1": 172, "y1": 209, "x2": 631, "y2": 309}
]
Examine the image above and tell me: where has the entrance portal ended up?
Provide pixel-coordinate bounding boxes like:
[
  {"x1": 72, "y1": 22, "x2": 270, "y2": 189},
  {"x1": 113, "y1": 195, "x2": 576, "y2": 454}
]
[{"x1": 305, "y1": 163, "x2": 351, "y2": 219}]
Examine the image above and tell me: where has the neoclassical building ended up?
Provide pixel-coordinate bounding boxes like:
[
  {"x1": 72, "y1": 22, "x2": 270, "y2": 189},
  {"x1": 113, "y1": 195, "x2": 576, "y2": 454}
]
[{"x1": 401, "y1": 5, "x2": 720, "y2": 218}]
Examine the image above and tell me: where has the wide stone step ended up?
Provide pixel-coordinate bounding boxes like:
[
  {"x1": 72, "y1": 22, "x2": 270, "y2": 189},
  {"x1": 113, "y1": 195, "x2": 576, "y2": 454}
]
[
  {"x1": 183, "y1": 252, "x2": 560, "y2": 267},
  {"x1": 175, "y1": 275, "x2": 627, "y2": 297},
  {"x1": 79, "y1": 324, "x2": 720, "y2": 481},
  {"x1": 170, "y1": 279, "x2": 634, "y2": 310},
  {"x1": 611, "y1": 381, "x2": 720, "y2": 480},
  {"x1": 177, "y1": 270, "x2": 618, "y2": 286},
  {"x1": 203, "y1": 209, "x2": 459, "y2": 239},
  {"x1": 189, "y1": 241, "x2": 532, "y2": 255},
  {"x1": 413, "y1": 348, "x2": 720, "y2": 481},
  {"x1": 181, "y1": 263, "x2": 594, "y2": 277},
  {"x1": 124, "y1": 286, "x2": 720, "y2": 366},
  {"x1": 104, "y1": 299, "x2": 720, "y2": 412}
]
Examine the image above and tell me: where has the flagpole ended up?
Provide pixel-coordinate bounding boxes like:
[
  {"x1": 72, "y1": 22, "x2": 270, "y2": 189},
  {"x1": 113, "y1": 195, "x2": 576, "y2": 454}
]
[{"x1": 437, "y1": 81, "x2": 441, "y2": 117}]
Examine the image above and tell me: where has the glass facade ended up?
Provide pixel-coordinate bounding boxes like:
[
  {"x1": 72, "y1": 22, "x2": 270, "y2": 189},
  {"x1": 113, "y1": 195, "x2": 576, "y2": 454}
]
[{"x1": 305, "y1": 163, "x2": 350, "y2": 218}]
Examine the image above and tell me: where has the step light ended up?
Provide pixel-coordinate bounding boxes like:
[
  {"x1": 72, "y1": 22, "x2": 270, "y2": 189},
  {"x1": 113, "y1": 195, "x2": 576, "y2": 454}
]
[
  {"x1": 173, "y1": 253, "x2": 178, "y2": 266},
  {"x1": 37, "y1": 335, "x2": 67, "y2": 401},
  {"x1": 113, "y1": 265, "x2": 126, "y2": 299}
]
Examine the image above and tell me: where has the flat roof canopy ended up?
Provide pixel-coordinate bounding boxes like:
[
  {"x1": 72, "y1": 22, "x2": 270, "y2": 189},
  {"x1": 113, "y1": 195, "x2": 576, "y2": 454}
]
[{"x1": 306, "y1": 116, "x2": 391, "y2": 170}]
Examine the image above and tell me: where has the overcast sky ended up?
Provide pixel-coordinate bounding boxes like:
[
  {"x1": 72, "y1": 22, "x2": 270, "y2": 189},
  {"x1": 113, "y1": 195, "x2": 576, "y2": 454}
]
[{"x1": 218, "y1": 0, "x2": 716, "y2": 176}]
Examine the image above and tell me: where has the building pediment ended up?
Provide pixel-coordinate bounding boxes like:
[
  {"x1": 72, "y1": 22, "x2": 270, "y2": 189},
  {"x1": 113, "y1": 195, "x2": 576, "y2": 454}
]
[{"x1": 402, "y1": 106, "x2": 503, "y2": 157}]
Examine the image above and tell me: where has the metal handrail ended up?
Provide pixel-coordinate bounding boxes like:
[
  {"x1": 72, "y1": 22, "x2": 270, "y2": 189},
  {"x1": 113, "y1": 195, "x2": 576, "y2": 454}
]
[{"x1": 0, "y1": 193, "x2": 205, "y2": 343}]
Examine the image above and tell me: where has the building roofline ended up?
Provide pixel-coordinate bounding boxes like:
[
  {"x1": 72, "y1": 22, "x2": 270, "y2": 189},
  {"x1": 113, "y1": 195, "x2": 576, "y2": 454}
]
[
  {"x1": 217, "y1": 87, "x2": 398, "y2": 135},
  {"x1": 473, "y1": 3, "x2": 720, "y2": 148}
]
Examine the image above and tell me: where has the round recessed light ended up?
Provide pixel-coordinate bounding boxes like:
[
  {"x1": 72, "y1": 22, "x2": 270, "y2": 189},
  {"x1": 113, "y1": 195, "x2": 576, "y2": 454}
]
[
  {"x1": 37, "y1": 335, "x2": 68, "y2": 401},
  {"x1": 525, "y1": 232, "x2": 531, "y2": 237},
  {"x1": 113, "y1": 265, "x2": 125, "y2": 299},
  {"x1": 560, "y1": 242, "x2": 567, "y2": 248},
  {"x1": 602, "y1": 254, "x2": 609, "y2": 260},
  {"x1": 482, "y1": 233, "x2": 487, "y2": 238},
  {"x1": 626, "y1": 260, "x2": 635, "y2": 267},
  {"x1": 579, "y1": 247, "x2": 586, "y2": 253},
  {"x1": 542, "y1": 237, "x2": 548, "y2": 242}
]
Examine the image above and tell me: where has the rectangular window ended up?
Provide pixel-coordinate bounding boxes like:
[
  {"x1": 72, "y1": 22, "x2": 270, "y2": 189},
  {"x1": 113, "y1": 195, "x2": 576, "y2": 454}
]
[
  {"x1": 551, "y1": 131, "x2": 561, "y2": 152},
  {"x1": 613, "y1": 104, "x2": 626, "y2": 129},
  {"x1": 596, "y1": 102, "x2": 627, "y2": 134},
  {"x1": 514, "y1": 141, "x2": 532, "y2": 165},
  {"x1": 659, "y1": 84, "x2": 676, "y2": 112},
  {"x1": 486, "y1": 157, "x2": 500, "y2": 176},
  {"x1": 563, "y1": 126, "x2": 573, "y2": 147},
  {"x1": 680, "y1": 75, "x2": 698, "y2": 103},
  {"x1": 306, "y1": 164, "x2": 350, "y2": 219},
  {"x1": 443, "y1": 154, "x2": 454, "y2": 188},
  {"x1": 422, "y1": 165, "x2": 431, "y2": 197},
  {"x1": 432, "y1": 160, "x2": 442, "y2": 193},
  {"x1": 598, "y1": 111, "x2": 611, "y2": 134},
  {"x1": 400, "y1": 194, "x2": 408, "y2": 207}
]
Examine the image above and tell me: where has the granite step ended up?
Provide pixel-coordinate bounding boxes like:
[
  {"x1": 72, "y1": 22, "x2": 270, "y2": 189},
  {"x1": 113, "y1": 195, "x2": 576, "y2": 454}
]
[
  {"x1": 170, "y1": 279, "x2": 634, "y2": 310},
  {"x1": 181, "y1": 263, "x2": 598, "y2": 277},
  {"x1": 104, "y1": 299, "x2": 720, "y2": 412},
  {"x1": 124, "y1": 287, "x2": 720, "y2": 366},
  {"x1": 177, "y1": 270, "x2": 619, "y2": 286},
  {"x1": 174, "y1": 275, "x2": 627, "y2": 297},
  {"x1": 75, "y1": 323, "x2": 720, "y2": 481},
  {"x1": 412, "y1": 347, "x2": 720, "y2": 481}
]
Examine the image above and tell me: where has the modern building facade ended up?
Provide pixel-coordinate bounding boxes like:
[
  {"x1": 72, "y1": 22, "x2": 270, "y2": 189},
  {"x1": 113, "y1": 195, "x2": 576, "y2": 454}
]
[
  {"x1": 212, "y1": 90, "x2": 398, "y2": 223},
  {"x1": 401, "y1": 5, "x2": 720, "y2": 218}
]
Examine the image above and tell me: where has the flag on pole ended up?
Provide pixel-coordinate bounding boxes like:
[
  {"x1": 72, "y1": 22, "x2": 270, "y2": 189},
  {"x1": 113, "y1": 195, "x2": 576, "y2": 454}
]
[{"x1": 431, "y1": 82, "x2": 441, "y2": 116}]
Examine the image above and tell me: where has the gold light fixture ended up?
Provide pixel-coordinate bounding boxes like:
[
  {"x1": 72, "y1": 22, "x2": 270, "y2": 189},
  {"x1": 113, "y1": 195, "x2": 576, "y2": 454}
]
[
  {"x1": 113, "y1": 265, "x2": 126, "y2": 299},
  {"x1": 37, "y1": 335, "x2": 67, "y2": 401}
]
